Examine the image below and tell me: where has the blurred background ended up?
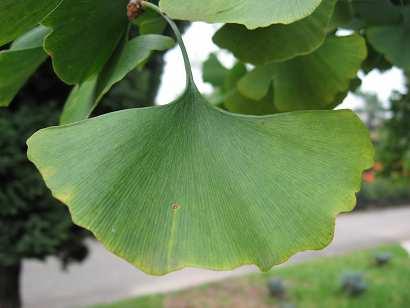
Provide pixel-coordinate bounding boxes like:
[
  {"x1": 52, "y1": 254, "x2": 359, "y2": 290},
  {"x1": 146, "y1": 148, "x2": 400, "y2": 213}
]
[{"x1": 1, "y1": 17, "x2": 409, "y2": 308}]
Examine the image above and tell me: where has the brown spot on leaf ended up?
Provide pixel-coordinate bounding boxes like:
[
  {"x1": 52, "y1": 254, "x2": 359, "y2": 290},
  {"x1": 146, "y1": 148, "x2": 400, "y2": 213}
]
[{"x1": 172, "y1": 203, "x2": 181, "y2": 210}]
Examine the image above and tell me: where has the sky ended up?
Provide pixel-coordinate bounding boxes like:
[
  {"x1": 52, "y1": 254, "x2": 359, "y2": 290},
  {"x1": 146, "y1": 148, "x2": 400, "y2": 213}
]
[{"x1": 156, "y1": 23, "x2": 406, "y2": 110}]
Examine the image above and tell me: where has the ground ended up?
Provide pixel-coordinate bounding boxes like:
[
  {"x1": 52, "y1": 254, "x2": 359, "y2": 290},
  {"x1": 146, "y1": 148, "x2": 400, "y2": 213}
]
[
  {"x1": 23, "y1": 206, "x2": 410, "y2": 307},
  {"x1": 93, "y1": 244, "x2": 410, "y2": 308}
]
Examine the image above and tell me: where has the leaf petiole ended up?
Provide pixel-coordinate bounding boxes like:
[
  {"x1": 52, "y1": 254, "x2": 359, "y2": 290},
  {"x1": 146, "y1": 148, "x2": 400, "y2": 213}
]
[{"x1": 141, "y1": 1, "x2": 194, "y2": 87}]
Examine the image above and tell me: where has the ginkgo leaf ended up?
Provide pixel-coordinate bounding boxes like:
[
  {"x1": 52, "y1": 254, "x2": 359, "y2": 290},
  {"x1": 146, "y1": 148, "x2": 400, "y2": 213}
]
[
  {"x1": 238, "y1": 35, "x2": 367, "y2": 112},
  {"x1": 27, "y1": 81, "x2": 373, "y2": 276},
  {"x1": 42, "y1": 0, "x2": 130, "y2": 84},
  {"x1": 27, "y1": 5, "x2": 373, "y2": 275},
  {"x1": 367, "y1": 8, "x2": 410, "y2": 71},
  {"x1": 60, "y1": 34, "x2": 174, "y2": 124},
  {"x1": 0, "y1": 0, "x2": 60, "y2": 46},
  {"x1": 160, "y1": 0, "x2": 323, "y2": 29},
  {"x1": 213, "y1": 0, "x2": 336, "y2": 65},
  {"x1": 0, "y1": 27, "x2": 49, "y2": 107},
  {"x1": 272, "y1": 35, "x2": 366, "y2": 111}
]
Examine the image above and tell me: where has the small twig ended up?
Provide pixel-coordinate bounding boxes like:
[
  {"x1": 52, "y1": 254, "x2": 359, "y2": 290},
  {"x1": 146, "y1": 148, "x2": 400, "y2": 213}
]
[
  {"x1": 141, "y1": 1, "x2": 195, "y2": 87},
  {"x1": 127, "y1": 0, "x2": 144, "y2": 21}
]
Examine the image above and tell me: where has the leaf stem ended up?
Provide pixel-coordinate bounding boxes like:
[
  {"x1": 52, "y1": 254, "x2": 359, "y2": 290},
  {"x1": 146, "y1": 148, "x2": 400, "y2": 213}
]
[{"x1": 141, "y1": 1, "x2": 194, "y2": 87}]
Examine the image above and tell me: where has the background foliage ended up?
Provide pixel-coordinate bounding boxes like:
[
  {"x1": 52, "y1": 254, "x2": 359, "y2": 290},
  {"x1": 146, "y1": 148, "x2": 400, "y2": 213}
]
[{"x1": 0, "y1": 61, "x2": 89, "y2": 266}]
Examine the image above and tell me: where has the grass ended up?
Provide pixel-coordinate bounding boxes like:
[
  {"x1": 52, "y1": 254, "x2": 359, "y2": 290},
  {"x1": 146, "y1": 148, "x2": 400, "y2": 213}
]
[{"x1": 92, "y1": 245, "x2": 410, "y2": 308}]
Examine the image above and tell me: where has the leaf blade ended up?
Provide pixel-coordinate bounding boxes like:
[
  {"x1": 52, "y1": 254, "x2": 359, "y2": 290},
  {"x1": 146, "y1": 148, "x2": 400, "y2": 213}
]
[{"x1": 28, "y1": 87, "x2": 373, "y2": 275}]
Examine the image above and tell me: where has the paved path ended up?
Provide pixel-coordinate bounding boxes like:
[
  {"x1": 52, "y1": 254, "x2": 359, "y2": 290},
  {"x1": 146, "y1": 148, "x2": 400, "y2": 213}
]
[{"x1": 22, "y1": 206, "x2": 410, "y2": 308}]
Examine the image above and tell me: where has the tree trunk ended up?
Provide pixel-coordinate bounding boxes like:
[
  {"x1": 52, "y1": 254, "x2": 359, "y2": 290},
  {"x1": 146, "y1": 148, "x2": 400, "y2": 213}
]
[{"x1": 0, "y1": 263, "x2": 21, "y2": 308}]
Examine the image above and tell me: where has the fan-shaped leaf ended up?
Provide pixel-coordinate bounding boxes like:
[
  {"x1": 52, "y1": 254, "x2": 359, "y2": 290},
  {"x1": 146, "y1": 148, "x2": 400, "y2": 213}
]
[
  {"x1": 213, "y1": 0, "x2": 336, "y2": 65},
  {"x1": 0, "y1": 27, "x2": 49, "y2": 107},
  {"x1": 42, "y1": 0, "x2": 129, "y2": 84},
  {"x1": 272, "y1": 35, "x2": 366, "y2": 111},
  {"x1": 28, "y1": 83, "x2": 373, "y2": 275},
  {"x1": 160, "y1": 0, "x2": 323, "y2": 29},
  {"x1": 27, "y1": 7, "x2": 373, "y2": 274}
]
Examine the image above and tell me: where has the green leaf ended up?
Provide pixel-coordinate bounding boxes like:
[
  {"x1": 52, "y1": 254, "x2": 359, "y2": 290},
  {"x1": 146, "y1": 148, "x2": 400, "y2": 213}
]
[
  {"x1": 202, "y1": 54, "x2": 229, "y2": 88},
  {"x1": 351, "y1": 0, "x2": 402, "y2": 27},
  {"x1": 60, "y1": 77, "x2": 98, "y2": 125},
  {"x1": 201, "y1": 55, "x2": 277, "y2": 115},
  {"x1": 362, "y1": 43, "x2": 393, "y2": 74},
  {"x1": 0, "y1": 27, "x2": 49, "y2": 107},
  {"x1": 27, "y1": 85, "x2": 373, "y2": 276},
  {"x1": 225, "y1": 88, "x2": 278, "y2": 115},
  {"x1": 237, "y1": 65, "x2": 276, "y2": 101},
  {"x1": 160, "y1": 0, "x2": 324, "y2": 29},
  {"x1": 202, "y1": 57, "x2": 247, "y2": 107},
  {"x1": 238, "y1": 35, "x2": 367, "y2": 112},
  {"x1": 202, "y1": 57, "x2": 247, "y2": 95},
  {"x1": 0, "y1": 0, "x2": 60, "y2": 46},
  {"x1": 223, "y1": 62, "x2": 248, "y2": 93},
  {"x1": 202, "y1": 58, "x2": 277, "y2": 114},
  {"x1": 60, "y1": 34, "x2": 174, "y2": 124},
  {"x1": 273, "y1": 35, "x2": 367, "y2": 111},
  {"x1": 213, "y1": 0, "x2": 336, "y2": 65},
  {"x1": 367, "y1": 8, "x2": 410, "y2": 71},
  {"x1": 133, "y1": 10, "x2": 168, "y2": 35},
  {"x1": 42, "y1": 0, "x2": 130, "y2": 84},
  {"x1": 327, "y1": 0, "x2": 354, "y2": 30}
]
